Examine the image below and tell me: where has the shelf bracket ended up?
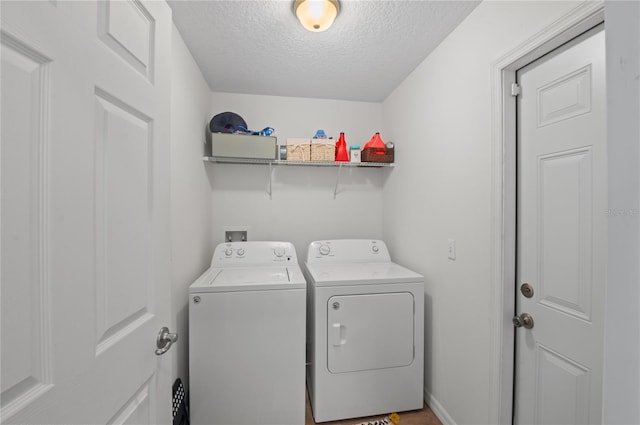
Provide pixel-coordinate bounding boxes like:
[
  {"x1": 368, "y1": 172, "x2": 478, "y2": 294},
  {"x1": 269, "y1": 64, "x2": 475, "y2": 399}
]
[
  {"x1": 268, "y1": 161, "x2": 273, "y2": 200},
  {"x1": 333, "y1": 163, "x2": 343, "y2": 199}
]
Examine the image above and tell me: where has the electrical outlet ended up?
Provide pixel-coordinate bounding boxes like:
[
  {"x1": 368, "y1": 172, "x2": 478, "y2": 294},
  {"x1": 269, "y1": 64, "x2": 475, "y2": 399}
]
[
  {"x1": 225, "y1": 230, "x2": 247, "y2": 242},
  {"x1": 447, "y1": 238, "x2": 456, "y2": 260}
]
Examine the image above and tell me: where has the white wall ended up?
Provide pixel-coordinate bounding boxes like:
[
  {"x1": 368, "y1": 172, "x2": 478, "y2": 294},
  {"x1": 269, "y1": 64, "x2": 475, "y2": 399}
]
[
  {"x1": 169, "y1": 2, "x2": 640, "y2": 423},
  {"x1": 603, "y1": 1, "x2": 640, "y2": 423},
  {"x1": 170, "y1": 24, "x2": 214, "y2": 388},
  {"x1": 381, "y1": 2, "x2": 578, "y2": 423},
  {"x1": 208, "y1": 92, "x2": 386, "y2": 260}
]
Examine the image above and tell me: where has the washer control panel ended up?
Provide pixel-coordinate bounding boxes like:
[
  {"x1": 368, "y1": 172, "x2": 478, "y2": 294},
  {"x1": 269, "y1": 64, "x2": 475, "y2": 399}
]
[
  {"x1": 306, "y1": 239, "x2": 391, "y2": 263},
  {"x1": 212, "y1": 241, "x2": 296, "y2": 266}
]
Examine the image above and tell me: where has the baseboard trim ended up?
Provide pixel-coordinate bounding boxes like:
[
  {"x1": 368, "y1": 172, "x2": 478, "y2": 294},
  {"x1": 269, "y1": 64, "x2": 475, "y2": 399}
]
[{"x1": 424, "y1": 390, "x2": 456, "y2": 425}]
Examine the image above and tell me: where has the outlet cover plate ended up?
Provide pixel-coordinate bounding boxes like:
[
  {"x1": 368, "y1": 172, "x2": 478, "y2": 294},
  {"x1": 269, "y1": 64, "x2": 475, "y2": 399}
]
[{"x1": 225, "y1": 230, "x2": 247, "y2": 242}]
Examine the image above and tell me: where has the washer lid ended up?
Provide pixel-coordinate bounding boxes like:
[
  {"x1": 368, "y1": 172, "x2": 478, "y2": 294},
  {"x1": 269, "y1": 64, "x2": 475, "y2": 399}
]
[
  {"x1": 304, "y1": 262, "x2": 423, "y2": 287},
  {"x1": 190, "y1": 266, "x2": 306, "y2": 292}
]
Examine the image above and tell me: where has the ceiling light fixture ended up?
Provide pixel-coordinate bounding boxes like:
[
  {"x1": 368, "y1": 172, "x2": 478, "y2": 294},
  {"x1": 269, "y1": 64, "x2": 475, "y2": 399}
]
[{"x1": 294, "y1": 0, "x2": 339, "y2": 33}]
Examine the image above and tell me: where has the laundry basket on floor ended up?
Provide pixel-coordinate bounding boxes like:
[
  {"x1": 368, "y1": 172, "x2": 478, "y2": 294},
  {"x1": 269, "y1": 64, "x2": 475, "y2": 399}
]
[{"x1": 172, "y1": 378, "x2": 189, "y2": 425}]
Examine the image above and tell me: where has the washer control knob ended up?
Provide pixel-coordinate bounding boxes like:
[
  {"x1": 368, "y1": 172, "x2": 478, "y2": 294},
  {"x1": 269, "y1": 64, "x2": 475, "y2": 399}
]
[
  {"x1": 319, "y1": 245, "x2": 331, "y2": 256},
  {"x1": 237, "y1": 248, "x2": 245, "y2": 256},
  {"x1": 274, "y1": 247, "x2": 285, "y2": 257},
  {"x1": 372, "y1": 245, "x2": 379, "y2": 253},
  {"x1": 224, "y1": 249, "x2": 233, "y2": 256}
]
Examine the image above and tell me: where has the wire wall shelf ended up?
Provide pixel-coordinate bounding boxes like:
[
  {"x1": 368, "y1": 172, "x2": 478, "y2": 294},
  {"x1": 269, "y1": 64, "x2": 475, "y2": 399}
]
[
  {"x1": 203, "y1": 156, "x2": 394, "y2": 199},
  {"x1": 203, "y1": 157, "x2": 394, "y2": 168}
]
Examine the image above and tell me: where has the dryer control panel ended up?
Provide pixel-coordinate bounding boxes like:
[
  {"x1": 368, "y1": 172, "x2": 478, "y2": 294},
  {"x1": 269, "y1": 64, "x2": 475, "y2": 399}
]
[
  {"x1": 307, "y1": 239, "x2": 391, "y2": 263},
  {"x1": 211, "y1": 241, "x2": 297, "y2": 266}
]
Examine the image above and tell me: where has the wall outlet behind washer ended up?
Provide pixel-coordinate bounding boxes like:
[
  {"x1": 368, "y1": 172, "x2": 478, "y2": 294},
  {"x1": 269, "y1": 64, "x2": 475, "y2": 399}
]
[{"x1": 225, "y1": 230, "x2": 247, "y2": 242}]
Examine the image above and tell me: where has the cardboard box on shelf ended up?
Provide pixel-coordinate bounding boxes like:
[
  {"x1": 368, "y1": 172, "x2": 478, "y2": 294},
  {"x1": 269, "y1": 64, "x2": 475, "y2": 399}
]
[
  {"x1": 310, "y1": 138, "x2": 335, "y2": 161},
  {"x1": 286, "y1": 138, "x2": 311, "y2": 161}
]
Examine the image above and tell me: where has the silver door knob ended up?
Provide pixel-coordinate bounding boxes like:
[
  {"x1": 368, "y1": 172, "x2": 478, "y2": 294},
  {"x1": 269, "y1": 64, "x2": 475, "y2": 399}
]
[
  {"x1": 155, "y1": 327, "x2": 178, "y2": 355},
  {"x1": 513, "y1": 313, "x2": 534, "y2": 329}
]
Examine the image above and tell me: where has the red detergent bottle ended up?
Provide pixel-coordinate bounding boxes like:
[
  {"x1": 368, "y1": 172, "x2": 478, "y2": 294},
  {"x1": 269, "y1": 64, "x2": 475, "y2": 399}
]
[{"x1": 335, "y1": 132, "x2": 349, "y2": 162}]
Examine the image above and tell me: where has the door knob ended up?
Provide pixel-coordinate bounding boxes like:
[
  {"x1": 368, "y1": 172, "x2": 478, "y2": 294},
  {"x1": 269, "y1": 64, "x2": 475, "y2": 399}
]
[
  {"x1": 513, "y1": 313, "x2": 534, "y2": 329},
  {"x1": 155, "y1": 327, "x2": 178, "y2": 355}
]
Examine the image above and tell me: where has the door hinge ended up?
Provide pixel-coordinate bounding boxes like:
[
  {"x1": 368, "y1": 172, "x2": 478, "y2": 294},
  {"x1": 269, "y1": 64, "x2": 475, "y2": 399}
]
[{"x1": 511, "y1": 82, "x2": 521, "y2": 97}]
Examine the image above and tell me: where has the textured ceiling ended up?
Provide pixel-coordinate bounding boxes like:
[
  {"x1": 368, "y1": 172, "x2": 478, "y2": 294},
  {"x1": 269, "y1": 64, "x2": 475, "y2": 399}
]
[{"x1": 168, "y1": 0, "x2": 480, "y2": 102}]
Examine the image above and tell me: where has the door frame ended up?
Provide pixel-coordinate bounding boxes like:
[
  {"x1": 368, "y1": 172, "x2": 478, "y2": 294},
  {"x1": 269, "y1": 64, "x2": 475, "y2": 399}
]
[{"x1": 487, "y1": 2, "x2": 605, "y2": 423}]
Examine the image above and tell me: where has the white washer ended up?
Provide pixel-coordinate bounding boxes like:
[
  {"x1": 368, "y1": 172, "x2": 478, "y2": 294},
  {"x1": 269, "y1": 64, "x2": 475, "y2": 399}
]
[
  {"x1": 189, "y1": 241, "x2": 306, "y2": 425},
  {"x1": 304, "y1": 239, "x2": 424, "y2": 423}
]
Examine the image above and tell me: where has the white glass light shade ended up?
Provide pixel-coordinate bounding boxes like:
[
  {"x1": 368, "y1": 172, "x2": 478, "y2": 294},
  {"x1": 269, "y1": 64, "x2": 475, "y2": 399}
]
[{"x1": 294, "y1": 0, "x2": 339, "y2": 33}]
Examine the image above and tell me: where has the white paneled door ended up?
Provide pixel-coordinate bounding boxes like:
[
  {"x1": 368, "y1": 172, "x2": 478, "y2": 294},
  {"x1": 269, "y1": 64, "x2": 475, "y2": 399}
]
[
  {"x1": 1, "y1": 1, "x2": 173, "y2": 424},
  {"x1": 514, "y1": 26, "x2": 606, "y2": 424}
]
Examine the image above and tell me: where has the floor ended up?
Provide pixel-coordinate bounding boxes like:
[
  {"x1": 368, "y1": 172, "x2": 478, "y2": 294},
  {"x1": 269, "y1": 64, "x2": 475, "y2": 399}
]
[{"x1": 304, "y1": 390, "x2": 442, "y2": 425}]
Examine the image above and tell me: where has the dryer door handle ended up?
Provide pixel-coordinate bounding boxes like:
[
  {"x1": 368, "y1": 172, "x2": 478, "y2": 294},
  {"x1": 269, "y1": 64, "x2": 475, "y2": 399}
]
[{"x1": 331, "y1": 323, "x2": 346, "y2": 347}]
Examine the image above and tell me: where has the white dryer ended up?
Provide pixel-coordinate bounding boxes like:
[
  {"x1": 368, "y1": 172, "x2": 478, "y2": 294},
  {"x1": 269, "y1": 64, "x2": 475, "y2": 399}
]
[
  {"x1": 304, "y1": 239, "x2": 424, "y2": 423},
  {"x1": 189, "y1": 241, "x2": 306, "y2": 425}
]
